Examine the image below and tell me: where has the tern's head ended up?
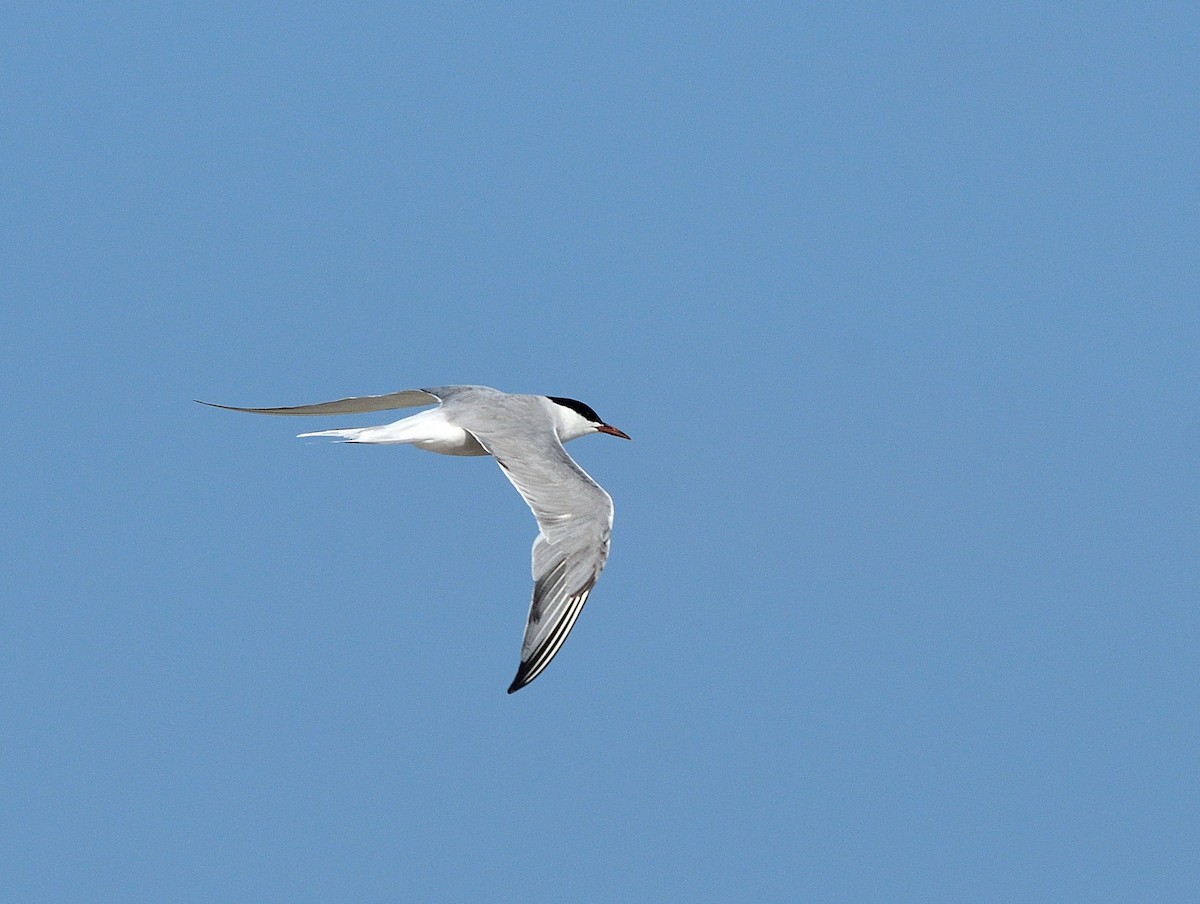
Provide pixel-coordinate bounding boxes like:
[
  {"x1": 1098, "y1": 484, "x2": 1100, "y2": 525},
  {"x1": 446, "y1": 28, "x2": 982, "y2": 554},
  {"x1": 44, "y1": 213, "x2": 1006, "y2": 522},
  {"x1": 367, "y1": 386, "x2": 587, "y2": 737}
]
[{"x1": 547, "y1": 396, "x2": 631, "y2": 443}]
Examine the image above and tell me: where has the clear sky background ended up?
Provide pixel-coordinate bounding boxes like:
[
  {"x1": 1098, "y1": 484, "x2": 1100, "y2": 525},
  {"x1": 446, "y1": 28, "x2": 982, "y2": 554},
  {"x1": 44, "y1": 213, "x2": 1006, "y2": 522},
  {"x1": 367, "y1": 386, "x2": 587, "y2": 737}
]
[{"x1": 3, "y1": 4, "x2": 1196, "y2": 902}]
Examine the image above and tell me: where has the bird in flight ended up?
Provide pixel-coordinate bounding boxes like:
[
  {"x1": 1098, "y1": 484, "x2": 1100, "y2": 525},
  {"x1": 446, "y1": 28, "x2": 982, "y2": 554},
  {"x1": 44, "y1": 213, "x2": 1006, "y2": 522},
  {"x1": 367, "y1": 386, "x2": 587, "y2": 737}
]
[{"x1": 199, "y1": 385, "x2": 630, "y2": 693}]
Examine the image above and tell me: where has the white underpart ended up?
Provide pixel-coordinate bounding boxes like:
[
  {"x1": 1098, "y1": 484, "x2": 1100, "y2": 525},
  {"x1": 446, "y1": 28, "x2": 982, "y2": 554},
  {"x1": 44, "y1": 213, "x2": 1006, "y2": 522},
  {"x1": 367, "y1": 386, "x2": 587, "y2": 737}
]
[{"x1": 298, "y1": 408, "x2": 488, "y2": 456}]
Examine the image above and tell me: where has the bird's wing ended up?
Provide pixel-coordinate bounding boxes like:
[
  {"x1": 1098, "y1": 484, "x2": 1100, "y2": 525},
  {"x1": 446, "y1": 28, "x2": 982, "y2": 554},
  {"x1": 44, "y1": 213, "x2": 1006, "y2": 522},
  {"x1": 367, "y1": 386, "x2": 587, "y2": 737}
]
[
  {"x1": 462, "y1": 411, "x2": 614, "y2": 693},
  {"x1": 196, "y1": 389, "x2": 441, "y2": 416}
]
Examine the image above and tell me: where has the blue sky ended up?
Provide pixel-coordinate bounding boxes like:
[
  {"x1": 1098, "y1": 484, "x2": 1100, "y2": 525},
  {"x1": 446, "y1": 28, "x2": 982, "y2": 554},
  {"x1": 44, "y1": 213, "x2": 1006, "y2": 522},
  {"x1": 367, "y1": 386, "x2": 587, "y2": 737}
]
[{"x1": 3, "y1": 4, "x2": 1196, "y2": 901}]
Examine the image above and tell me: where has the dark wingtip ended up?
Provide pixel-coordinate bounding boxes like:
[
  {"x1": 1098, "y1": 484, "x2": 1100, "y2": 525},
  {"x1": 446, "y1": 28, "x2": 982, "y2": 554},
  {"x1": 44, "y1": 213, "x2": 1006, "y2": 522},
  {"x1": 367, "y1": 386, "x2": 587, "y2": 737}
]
[{"x1": 507, "y1": 666, "x2": 532, "y2": 694}]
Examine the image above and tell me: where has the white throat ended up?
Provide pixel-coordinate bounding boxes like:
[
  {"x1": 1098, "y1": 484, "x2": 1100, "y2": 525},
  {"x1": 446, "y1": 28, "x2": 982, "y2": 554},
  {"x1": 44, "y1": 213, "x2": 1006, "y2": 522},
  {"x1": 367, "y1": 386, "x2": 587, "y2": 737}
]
[{"x1": 547, "y1": 399, "x2": 597, "y2": 443}]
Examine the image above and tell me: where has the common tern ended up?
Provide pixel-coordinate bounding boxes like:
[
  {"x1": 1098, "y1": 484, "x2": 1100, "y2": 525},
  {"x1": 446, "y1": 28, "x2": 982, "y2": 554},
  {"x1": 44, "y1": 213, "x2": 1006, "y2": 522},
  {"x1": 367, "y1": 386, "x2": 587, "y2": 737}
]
[{"x1": 199, "y1": 385, "x2": 630, "y2": 693}]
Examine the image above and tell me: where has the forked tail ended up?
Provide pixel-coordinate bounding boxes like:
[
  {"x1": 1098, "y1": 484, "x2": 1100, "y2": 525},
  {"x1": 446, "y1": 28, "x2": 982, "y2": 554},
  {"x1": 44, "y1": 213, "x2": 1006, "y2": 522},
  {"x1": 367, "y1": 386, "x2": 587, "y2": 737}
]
[{"x1": 297, "y1": 426, "x2": 381, "y2": 443}]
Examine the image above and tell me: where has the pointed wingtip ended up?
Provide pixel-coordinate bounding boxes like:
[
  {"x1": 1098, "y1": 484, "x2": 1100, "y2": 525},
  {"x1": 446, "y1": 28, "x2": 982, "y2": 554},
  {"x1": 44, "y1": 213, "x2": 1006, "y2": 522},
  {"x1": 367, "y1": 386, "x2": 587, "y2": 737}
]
[{"x1": 507, "y1": 666, "x2": 533, "y2": 694}]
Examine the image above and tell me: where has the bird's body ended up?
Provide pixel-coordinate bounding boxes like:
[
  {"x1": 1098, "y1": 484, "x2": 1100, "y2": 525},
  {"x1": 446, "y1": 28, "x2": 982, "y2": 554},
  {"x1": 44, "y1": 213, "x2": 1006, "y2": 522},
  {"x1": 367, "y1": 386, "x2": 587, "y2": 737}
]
[
  {"x1": 199, "y1": 385, "x2": 630, "y2": 693},
  {"x1": 302, "y1": 404, "x2": 491, "y2": 454}
]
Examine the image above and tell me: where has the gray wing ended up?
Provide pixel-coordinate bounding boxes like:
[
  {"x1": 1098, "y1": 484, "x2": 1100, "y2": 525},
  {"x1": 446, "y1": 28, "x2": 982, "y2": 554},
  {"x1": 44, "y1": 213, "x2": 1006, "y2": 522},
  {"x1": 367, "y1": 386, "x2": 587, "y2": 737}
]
[
  {"x1": 196, "y1": 389, "x2": 441, "y2": 416},
  {"x1": 461, "y1": 410, "x2": 613, "y2": 693}
]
